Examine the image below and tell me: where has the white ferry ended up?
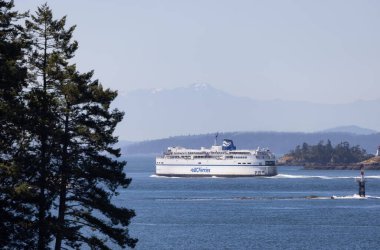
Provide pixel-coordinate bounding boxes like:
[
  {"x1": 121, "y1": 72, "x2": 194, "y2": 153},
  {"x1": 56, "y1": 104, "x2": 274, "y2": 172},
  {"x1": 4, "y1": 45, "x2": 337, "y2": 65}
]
[{"x1": 156, "y1": 139, "x2": 277, "y2": 177}]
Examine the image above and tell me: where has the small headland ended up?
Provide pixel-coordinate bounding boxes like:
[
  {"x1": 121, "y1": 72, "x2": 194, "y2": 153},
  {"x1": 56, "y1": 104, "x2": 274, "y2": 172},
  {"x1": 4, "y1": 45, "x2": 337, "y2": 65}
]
[
  {"x1": 277, "y1": 141, "x2": 380, "y2": 170},
  {"x1": 278, "y1": 156, "x2": 380, "y2": 170}
]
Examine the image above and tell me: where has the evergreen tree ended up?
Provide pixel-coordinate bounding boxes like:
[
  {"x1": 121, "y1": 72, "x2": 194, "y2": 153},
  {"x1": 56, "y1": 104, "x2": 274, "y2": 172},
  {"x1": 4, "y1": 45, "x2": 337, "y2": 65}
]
[
  {"x1": 332, "y1": 142, "x2": 352, "y2": 164},
  {"x1": 23, "y1": 4, "x2": 73, "y2": 248},
  {"x1": 325, "y1": 140, "x2": 333, "y2": 163},
  {"x1": 23, "y1": 4, "x2": 137, "y2": 249},
  {"x1": 286, "y1": 140, "x2": 371, "y2": 165},
  {"x1": 1, "y1": 3, "x2": 137, "y2": 248},
  {"x1": 0, "y1": 1, "x2": 36, "y2": 248},
  {"x1": 54, "y1": 67, "x2": 137, "y2": 249}
]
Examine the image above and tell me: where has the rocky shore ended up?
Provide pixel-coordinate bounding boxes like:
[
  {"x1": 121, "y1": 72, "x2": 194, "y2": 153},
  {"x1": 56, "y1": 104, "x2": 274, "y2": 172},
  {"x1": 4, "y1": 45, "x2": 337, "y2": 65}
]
[{"x1": 278, "y1": 156, "x2": 380, "y2": 170}]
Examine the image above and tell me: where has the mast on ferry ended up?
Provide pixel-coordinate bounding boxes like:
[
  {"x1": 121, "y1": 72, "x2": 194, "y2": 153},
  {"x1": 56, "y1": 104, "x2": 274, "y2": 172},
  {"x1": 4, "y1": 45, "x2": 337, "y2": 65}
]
[{"x1": 214, "y1": 132, "x2": 219, "y2": 146}]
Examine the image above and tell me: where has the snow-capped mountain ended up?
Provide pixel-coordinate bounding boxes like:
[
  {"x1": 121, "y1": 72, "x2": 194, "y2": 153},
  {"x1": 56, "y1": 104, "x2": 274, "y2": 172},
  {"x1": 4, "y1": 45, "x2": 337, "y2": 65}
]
[{"x1": 113, "y1": 84, "x2": 380, "y2": 141}]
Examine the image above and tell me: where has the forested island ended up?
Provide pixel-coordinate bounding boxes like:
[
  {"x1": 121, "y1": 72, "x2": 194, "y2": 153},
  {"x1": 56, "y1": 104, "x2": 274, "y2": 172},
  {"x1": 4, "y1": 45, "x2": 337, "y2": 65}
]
[{"x1": 279, "y1": 140, "x2": 380, "y2": 169}]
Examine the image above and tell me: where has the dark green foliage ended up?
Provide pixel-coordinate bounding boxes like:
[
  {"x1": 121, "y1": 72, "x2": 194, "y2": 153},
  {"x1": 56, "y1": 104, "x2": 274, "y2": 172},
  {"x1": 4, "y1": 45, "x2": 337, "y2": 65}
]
[
  {"x1": 1, "y1": 2, "x2": 136, "y2": 249},
  {"x1": 53, "y1": 67, "x2": 137, "y2": 249},
  {"x1": 0, "y1": 0, "x2": 37, "y2": 248},
  {"x1": 0, "y1": 0, "x2": 27, "y2": 161},
  {"x1": 23, "y1": 4, "x2": 74, "y2": 248},
  {"x1": 287, "y1": 140, "x2": 372, "y2": 165}
]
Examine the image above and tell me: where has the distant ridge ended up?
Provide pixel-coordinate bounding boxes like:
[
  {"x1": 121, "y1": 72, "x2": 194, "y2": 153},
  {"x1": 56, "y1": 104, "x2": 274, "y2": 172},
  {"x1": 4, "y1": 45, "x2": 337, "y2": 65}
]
[
  {"x1": 122, "y1": 131, "x2": 380, "y2": 156},
  {"x1": 320, "y1": 125, "x2": 378, "y2": 135},
  {"x1": 113, "y1": 83, "x2": 380, "y2": 141}
]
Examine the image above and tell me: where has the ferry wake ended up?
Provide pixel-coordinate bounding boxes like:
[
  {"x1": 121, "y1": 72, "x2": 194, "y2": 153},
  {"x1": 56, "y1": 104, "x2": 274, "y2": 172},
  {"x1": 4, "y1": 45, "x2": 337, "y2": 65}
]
[{"x1": 156, "y1": 138, "x2": 277, "y2": 177}]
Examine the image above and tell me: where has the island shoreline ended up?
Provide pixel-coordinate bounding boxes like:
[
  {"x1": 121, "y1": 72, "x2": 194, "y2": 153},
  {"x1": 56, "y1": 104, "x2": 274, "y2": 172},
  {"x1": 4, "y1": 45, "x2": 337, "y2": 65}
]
[{"x1": 278, "y1": 163, "x2": 380, "y2": 170}]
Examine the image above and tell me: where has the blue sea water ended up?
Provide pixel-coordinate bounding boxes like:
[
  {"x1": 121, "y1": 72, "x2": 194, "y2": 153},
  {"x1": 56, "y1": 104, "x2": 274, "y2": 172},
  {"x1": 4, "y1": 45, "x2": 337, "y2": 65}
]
[{"x1": 117, "y1": 156, "x2": 380, "y2": 249}]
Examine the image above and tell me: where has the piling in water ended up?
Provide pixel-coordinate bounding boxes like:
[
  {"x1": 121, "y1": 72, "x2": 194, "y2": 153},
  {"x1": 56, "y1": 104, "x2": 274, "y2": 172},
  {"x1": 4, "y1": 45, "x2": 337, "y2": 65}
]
[{"x1": 356, "y1": 164, "x2": 365, "y2": 197}]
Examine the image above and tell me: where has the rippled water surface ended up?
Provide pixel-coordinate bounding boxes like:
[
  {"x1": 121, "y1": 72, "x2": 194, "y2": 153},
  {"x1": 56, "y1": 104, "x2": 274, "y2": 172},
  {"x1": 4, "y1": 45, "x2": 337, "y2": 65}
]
[{"x1": 117, "y1": 156, "x2": 380, "y2": 249}]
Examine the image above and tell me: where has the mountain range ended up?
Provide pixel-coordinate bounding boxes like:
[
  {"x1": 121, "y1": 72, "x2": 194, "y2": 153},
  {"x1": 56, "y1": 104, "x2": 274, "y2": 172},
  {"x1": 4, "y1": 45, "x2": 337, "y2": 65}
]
[
  {"x1": 320, "y1": 125, "x2": 378, "y2": 135},
  {"x1": 113, "y1": 83, "x2": 380, "y2": 141},
  {"x1": 122, "y1": 131, "x2": 380, "y2": 156}
]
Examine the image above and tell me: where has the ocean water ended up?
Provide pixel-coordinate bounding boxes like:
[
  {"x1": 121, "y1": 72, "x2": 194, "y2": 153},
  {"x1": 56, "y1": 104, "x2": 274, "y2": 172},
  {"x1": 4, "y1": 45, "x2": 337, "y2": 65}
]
[{"x1": 117, "y1": 156, "x2": 380, "y2": 249}]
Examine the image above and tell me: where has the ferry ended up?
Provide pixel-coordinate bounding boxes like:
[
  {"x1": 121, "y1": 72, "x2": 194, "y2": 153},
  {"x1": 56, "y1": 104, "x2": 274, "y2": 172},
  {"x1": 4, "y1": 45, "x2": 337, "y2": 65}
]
[{"x1": 155, "y1": 138, "x2": 277, "y2": 177}]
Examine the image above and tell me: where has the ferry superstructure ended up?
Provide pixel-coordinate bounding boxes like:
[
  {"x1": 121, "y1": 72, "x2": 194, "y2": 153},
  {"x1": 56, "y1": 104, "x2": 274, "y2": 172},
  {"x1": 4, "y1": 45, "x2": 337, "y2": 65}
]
[{"x1": 156, "y1": 139, "x2": 277, "y2": 177}]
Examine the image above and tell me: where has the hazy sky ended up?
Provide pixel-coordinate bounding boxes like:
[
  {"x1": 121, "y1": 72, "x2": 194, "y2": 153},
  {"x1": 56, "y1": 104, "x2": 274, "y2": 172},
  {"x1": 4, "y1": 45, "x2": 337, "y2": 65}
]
[{"x1": 14, "y1": 0, "x2": 380, "y2": 104}]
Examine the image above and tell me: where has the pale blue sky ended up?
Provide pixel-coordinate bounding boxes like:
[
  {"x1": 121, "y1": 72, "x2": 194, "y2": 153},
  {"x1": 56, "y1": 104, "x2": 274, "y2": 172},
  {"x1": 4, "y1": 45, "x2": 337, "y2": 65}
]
[{"x1": 15, "y1": 0, "x2": 380, "y2": 104}]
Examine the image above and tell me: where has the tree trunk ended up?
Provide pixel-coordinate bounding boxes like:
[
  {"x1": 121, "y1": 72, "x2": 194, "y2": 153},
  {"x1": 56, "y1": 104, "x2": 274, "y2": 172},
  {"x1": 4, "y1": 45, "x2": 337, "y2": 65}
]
[
  {"x1": 55, "y1": 109, "x2": 70, "y2": 250},
  {"x1": 37, "y1": 20, "x2": 48, "y2": 250}
]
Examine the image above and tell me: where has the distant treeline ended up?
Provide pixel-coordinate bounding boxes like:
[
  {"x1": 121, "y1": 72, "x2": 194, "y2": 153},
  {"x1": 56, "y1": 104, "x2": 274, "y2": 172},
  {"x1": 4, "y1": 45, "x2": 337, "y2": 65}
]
[{"x1": 285, "y1": 140, "x2": 372, "y2": 165}]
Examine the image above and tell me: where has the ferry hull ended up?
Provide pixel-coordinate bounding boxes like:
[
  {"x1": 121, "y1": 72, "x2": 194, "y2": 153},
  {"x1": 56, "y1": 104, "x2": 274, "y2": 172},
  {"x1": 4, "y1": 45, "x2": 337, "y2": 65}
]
[{"x1": 156, "y1": 165, "x2": 277, "y2": 177}]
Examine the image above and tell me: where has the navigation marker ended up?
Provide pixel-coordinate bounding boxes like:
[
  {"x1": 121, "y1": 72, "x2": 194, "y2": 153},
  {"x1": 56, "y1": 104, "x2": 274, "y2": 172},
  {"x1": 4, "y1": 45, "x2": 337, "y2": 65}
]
[{"x1": 356, "y1": 164, "x2": 366, "y2": 197}]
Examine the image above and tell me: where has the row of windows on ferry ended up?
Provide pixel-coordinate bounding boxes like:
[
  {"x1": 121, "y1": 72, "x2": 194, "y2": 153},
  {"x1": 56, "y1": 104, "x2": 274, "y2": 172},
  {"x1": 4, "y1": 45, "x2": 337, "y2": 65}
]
[
  {"x1": 164, "y1": 155, "x2": 249, "y2": 159},
  {"x1": 167, "y1": 151, "x2": 250, "y2": 155},
  {"x1": 156, "y1": 162, "x2": 254, "y2": 165},
  {"x1": 156, "y1": 162, "x2": 253, "y2": 164}
]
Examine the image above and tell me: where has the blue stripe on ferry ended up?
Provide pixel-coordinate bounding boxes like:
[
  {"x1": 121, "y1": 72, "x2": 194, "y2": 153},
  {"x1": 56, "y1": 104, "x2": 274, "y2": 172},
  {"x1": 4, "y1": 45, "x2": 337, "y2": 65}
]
[{"x1": 157, "y1": 164, "x2": 261, "y2": 167}]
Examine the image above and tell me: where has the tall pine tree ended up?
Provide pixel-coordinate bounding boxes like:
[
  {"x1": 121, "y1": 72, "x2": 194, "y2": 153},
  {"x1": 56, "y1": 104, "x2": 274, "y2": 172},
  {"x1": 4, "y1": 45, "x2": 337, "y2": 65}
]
[
  {"x1": 0, "y1": 1, "x2": 36, "y2": 248},
  {"x1": 53, "y1": 67, "x2": 137, "y2": 249},
  {"x1": 24, "y1": 4, "x2": 72, "y2": 248},
  {"x1": 1, "y1": 3, "x2": 137, "y2": 248},
  {"x1": 24, "y1": 4, "x2": 137, "y2": 249}
]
